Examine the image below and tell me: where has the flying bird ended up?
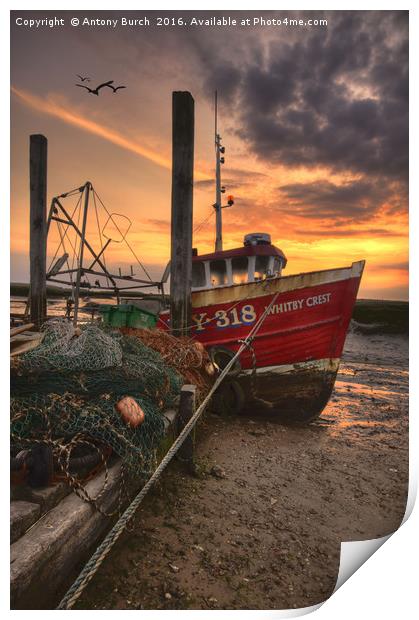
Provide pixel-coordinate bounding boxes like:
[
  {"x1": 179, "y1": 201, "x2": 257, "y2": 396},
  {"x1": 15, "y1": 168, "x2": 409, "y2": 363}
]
[
  {"x1": 75, "y1": 80, "x2": 114, "y2": 96},
  {"x1": 107, "y1": 84, "x2": 127, "y2": 93},
  {"x1": 76, "y1": 74, "x2": 91, "y2": 82}
]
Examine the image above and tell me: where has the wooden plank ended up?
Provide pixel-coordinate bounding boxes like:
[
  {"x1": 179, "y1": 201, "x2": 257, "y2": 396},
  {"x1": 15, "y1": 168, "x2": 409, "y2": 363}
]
[
  {"x1": 10, "y1": 323, "x2": 35, "y2": 337},
  {"x1": 10, "y1": 463, "x2": 124, "y2": 609},
  {"x1": 170, "y1": 91, "x2": 194, "y2": 337},
  {"x1": 10, "y1": 501, "x2": 41, "y2": 544},
  {"x1": 10, "y1": 408, "x2": 180, "y2": 609},
  {"x1": 10, "y1": 334, "x2": 44, "y2": 357},
  {"x1": 29, "y1": 135, "x2": 48, "y2": 329},
  {"x1": 10, "y1": 333, "x2": 42, "y2": 343}
]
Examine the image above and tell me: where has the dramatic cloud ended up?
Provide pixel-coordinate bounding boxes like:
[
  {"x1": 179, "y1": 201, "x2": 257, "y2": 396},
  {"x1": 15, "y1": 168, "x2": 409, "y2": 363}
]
[
  {"x1": 278, "y1": 179, "x2": 389, "y2": 221},
  {"x1": 143, "y1": 218, "x2": 171, "y2": 232},
  {"x1": 228, "y1": 12, "x2": 409, "y2": 181},
  {"x1": 195, "y1": 168, "x2": 268, "y2": 191}
]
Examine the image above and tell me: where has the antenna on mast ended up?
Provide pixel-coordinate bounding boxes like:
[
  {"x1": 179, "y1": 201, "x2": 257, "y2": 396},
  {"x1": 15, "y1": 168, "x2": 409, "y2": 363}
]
[
  {"x1": 213, "y1": 91, "x2": 234, "y2": 253},
  {"x1": 214, "y1": 91, "x2": 223, "y2": 252}
]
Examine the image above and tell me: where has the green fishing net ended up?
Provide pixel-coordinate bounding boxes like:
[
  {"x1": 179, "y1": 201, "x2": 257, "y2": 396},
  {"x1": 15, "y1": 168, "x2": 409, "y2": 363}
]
[{"x1": 11, "y1": 320, "x2": 183, "y2": 473}]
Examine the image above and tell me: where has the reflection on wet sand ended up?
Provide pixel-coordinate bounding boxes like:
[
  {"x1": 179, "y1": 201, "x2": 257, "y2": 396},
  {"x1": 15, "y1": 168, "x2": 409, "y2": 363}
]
[{"x1": 321, "y1": 332, "x2": 408, "y2": 439}]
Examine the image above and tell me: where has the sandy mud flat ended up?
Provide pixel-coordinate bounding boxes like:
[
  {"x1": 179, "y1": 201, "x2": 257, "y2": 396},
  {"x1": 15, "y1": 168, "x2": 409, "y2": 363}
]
[{"x1": 75, "y1": 331, "x2": 408, "y2": 610}]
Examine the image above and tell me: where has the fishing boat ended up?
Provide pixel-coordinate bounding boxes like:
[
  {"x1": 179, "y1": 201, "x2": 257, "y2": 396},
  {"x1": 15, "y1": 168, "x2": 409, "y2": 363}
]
[{"x1": 159, "y1": 98, "x2": 365, "y2": 423}]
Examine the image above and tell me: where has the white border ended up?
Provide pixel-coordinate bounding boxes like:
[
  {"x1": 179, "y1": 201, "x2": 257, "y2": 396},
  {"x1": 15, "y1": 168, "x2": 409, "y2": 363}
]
[{"x1": 2, "y1": 2, "x2": 416, "y2": 619}]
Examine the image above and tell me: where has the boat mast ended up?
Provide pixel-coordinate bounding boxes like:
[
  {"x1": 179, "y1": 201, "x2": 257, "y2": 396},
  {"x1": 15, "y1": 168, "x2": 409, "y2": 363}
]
[{"x1": 214, "y1": 91, "x2": 224, "y2": 252}]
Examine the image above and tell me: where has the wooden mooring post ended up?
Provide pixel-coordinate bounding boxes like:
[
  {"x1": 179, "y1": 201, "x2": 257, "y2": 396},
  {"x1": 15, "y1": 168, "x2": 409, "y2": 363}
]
[
  {"x1": 29, "y1": 134, "x2": 48, "y2": 329},
  {"x1": 170, "y1": 91, "x2": 194, "y2": 337},
  {"x1": 177, "y1": 384, "x2": 196, "y2": 471}
]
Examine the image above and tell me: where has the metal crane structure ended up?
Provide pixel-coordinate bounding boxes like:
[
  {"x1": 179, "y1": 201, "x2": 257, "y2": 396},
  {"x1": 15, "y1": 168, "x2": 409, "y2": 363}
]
[{"x1": 46, "y1": 181, "x2": 166, "y2": 325}]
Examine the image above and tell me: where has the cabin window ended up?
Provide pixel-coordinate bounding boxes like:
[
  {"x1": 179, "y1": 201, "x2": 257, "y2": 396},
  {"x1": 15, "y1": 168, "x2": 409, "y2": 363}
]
[
  {"x1": 192, "y1": 261, "x2": 206, "y2": 288},
  {"x1": 231, "y1": 256, "x2": 249, "y2": 284},
  {"x1": 255, "y1": 255, "x2": 271, "y2": 280},
  {"x1": 272, "y1": 257, "x2": 282, "y2": 275},
  {"x1": 210, "y1": 260, "x2": 228, "y2": 287}
]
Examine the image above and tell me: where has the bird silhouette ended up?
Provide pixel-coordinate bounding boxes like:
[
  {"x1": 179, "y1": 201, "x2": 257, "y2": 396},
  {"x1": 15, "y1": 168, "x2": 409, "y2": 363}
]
[
  {"x1": 76, "y1": 80, "x2": 114, "y2": 96},
  {"x1": 76, "y1": 74, "x2": 91, "y2": 82},
  {"x1": 107, "y1": 84, "x2": 127, "y2": 93}
]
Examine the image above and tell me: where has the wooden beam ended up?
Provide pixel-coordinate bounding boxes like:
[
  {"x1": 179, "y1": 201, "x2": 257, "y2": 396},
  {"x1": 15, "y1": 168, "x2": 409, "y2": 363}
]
[
  {"x1": 170, "y1": 92, "x2": 194, "y2": 337},
  {"x1": 10, "y1": 323, "x2": 35, "y2": 337},
  {"x1": 177, "y1": 384, "x2": 196, "y2": 472},
  {"x1": 29, "y1": 135, "x2": 48, "y2": 329}
]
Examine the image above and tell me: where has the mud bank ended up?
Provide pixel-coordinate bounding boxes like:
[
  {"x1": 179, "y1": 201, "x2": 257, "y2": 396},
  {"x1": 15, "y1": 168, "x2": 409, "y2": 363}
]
[{"x1": 74, "y1": 331, "x2": 408, "y2": 610}]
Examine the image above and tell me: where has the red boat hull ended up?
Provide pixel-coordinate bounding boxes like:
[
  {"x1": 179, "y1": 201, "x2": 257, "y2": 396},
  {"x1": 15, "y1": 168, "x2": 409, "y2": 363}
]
[{"x1": 159, "y1": 260, "x2": 364, "y2": 422}]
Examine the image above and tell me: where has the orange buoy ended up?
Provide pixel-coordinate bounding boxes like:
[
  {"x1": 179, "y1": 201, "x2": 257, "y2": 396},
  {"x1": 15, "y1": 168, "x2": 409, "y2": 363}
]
[
  {"x1": 193, "y1": 341, "x2": 205, "y2": 353},
  {"x1": 116, "y1": 396, "x2": 145, "y2": 428}
]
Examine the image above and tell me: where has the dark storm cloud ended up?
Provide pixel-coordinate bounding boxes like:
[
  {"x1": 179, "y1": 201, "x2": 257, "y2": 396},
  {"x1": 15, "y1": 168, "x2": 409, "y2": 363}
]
[
  {"x1": 278, "y1": 179, "x2": 389, "y2": 221},
  {"x1": 192, "y1": 11, "x2": 408, "y2": 184},
  {"x1": 195, "y1": 168, "x2": 268, "y2": 190},
  {"x1": 144, "y1": 218, "x2": 170, "y2": 232},
  {"x1": 194, "y1": 179, "x2": 214, "y2": 190},
  {"x1": 39, "y1": 10, "x2": 407, "y2": 191}
]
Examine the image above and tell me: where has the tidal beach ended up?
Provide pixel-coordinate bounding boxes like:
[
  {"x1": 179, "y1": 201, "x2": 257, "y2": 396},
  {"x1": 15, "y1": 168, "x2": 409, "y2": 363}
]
[{"x1": 73, "y1": 327, "x2": 408, "y2": 610}]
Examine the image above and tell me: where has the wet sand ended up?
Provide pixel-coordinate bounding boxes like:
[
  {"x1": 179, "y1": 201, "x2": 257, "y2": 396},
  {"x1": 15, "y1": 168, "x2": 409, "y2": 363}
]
[{"x1": 75, "y1": 331, "x2": 408, "y2": 610}]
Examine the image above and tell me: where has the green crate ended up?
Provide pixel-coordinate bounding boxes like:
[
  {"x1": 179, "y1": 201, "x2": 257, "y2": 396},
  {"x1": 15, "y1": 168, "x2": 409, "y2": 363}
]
[
  {"x1": 98, "y1": 305, "x2": 129, "y2": 327},
  {"x1": 127, "y1": 305, "x2": 157, "y2": 329},
  {"x1": 98, "y1": 305, "x2": 113, "y2": 325},
  {"x1": 99, "y1": 304, "x2": 157, "y2": 329}
]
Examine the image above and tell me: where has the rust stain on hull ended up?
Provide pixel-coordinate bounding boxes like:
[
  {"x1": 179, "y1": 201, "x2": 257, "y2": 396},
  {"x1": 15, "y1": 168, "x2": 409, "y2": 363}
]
[{"x1": 215, "y1": 358, "x2": 340, "y2": 424}]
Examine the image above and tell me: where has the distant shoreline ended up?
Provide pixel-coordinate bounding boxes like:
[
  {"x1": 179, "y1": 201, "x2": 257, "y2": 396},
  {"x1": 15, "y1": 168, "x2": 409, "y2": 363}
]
[
  {"x1": 10, "y1": 282, "x2": 160, "y2": 300},
  {"x1": 352, "y1": 299, "x2": 408, "y2": 334}
]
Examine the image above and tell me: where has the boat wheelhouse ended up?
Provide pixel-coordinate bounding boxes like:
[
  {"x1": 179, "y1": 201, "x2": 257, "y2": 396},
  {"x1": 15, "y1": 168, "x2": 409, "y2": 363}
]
[{"x1": 192, "y1": 233, "x2": 287, "y2": 291}]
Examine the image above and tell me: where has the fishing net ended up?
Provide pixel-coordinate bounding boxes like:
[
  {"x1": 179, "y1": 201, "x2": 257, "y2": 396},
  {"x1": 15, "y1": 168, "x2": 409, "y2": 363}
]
[
  {"x1": 10, "y1": 319, "x2": 183, "y2": 474},
  {"x1": 119, "y1": 326, "x2": 214, "y2": 400},
  {"x1": 14, "y1": 320, "x2": 123, "y2": 373}
]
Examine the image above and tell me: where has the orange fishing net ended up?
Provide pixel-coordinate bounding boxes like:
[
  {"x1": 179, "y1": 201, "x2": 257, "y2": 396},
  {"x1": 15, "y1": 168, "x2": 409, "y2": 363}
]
[{"x1": 119, "y1": 327, "x2": 215, "y2": 398}]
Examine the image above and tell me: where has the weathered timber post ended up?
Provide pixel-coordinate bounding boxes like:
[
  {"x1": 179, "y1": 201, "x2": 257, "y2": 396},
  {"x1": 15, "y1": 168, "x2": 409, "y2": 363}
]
[
  {"x1": 177, "y1": 384, "x2": 196, "y2": 472},
  {"x1": 29, "y1": 134, "x2": 48, "y2": 329},
  {"x1": 170, "y1": 91, "x2": 194, "y2": 337}
]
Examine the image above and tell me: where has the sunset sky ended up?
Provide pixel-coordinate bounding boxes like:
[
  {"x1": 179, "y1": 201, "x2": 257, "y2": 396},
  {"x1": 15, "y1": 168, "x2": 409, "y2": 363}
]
[{"x1": 10, "y1": 10, "x2": 408, "y2": 300}]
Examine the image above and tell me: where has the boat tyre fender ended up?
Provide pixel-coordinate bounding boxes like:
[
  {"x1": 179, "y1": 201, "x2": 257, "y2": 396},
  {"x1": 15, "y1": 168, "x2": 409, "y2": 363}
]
[
  {"x1": 208, "y1": 346, "x2": 241, "y2": 377},
  {"x1": 212, "y1": 379, "x2": 245, "y2": 416}
]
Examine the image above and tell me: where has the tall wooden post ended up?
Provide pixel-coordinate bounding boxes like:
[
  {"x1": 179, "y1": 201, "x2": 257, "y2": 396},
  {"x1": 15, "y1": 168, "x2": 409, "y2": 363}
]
[
  {"x1": 170, "y1": 91, "x2": 194, "y2": 337},
  {"x1": 29, "y1": 134, "x2": 48, "y2": 329}
]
